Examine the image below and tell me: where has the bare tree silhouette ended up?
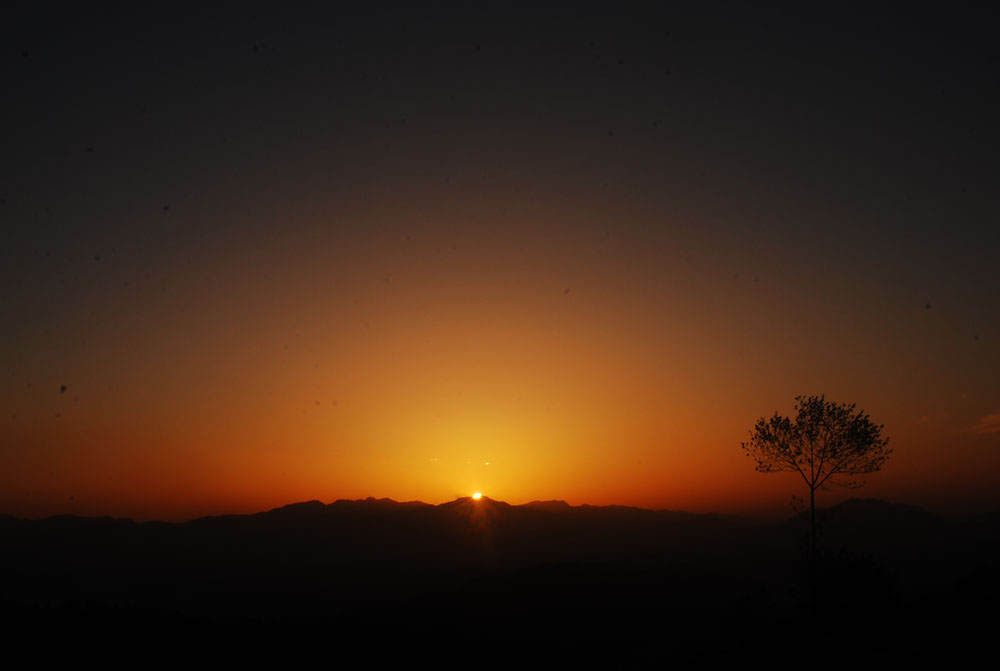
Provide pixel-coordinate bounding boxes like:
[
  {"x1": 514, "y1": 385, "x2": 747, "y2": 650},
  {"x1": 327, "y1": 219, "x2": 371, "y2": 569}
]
[{"x1": 741, "y1": 395, "x2": 891, "y2": 561}]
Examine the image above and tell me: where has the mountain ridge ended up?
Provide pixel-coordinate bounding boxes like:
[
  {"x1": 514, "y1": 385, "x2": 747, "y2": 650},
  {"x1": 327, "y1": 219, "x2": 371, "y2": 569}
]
[
  {"x1": 1, "y1": 494, "x2": 996, "y2": 659},
  {"x1": 0, "y1": 496, "x2": 947, "y2": 526}
]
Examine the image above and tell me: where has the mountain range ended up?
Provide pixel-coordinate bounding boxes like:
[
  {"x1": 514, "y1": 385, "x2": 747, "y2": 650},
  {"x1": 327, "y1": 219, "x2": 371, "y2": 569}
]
[{"x1": 1, "y1": 497, "x2": 997, "y2": 663}]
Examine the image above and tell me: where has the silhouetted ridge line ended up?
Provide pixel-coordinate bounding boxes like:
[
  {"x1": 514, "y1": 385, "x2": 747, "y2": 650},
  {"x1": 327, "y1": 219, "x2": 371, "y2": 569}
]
[
  {"x1": 266, "y1": 500, "x2": 327, "y2": 514},
  {"x1": 522, "y1": 500, "x2": 571, "y2": 510}
]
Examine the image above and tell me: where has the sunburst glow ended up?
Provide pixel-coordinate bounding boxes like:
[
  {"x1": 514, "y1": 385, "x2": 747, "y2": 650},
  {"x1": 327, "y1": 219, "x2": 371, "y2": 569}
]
[{"x1": 472, "y1": 492, "x2": 482, "y2": 500}]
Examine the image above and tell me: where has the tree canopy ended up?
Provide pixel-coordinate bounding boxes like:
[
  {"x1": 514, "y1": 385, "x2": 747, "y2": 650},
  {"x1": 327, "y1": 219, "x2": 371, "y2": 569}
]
[{"x1": 742, "y1": 395, "x2": 891, "y2": 493}]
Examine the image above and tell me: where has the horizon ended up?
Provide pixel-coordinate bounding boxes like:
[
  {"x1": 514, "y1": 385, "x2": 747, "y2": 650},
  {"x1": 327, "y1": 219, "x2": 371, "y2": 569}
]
[
  {"x1": 2, "y1": 491, "x2": 985, "y2": 526},
  {"x1": 3, "y1": 4, "x2": 998, "y2": 523}
]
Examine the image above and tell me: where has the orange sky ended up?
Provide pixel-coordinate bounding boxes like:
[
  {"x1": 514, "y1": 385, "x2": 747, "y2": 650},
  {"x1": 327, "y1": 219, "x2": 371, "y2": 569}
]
[
  {"x1": 3, "y1": 5, "x2": 998, "y2": 521},
  {"x1": 3, "y1": 184, "x2": 998, "y2": 521}
]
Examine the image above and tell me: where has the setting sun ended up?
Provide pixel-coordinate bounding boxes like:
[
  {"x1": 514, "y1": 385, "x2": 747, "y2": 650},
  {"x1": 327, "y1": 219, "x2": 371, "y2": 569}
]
[{"x1": 472, "y1": 493, "x2": 482, "y2": 500}]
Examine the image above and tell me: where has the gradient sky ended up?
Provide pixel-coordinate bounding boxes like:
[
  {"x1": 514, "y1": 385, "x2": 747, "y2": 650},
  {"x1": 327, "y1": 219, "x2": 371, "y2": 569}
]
[{"x1": 2, "y1": 2, "x2": 998, "y2": 520}]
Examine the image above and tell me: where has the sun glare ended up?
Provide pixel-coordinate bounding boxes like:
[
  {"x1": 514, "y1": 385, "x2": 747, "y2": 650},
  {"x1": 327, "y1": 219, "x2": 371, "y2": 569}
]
[{"x1": 472, "y1": 492, "x2": 482, "y2": 500}]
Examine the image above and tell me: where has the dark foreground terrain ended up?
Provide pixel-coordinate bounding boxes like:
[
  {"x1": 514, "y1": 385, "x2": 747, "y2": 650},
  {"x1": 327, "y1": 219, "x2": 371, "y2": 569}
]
[{"x1": 2, "y1": 497, "x2": 998, "y2": 665}]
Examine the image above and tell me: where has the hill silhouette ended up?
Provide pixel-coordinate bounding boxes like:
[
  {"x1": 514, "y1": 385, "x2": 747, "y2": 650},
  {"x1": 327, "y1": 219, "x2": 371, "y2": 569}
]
[{"x1": 1, "y1": 497, "x2": 997, "y2": 663}]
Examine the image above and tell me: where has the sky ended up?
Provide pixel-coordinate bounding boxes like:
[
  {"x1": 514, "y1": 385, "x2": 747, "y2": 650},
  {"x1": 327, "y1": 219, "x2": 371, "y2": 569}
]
[{"x1": 2, "y1": 2, "x2": 998, "y2": 520}]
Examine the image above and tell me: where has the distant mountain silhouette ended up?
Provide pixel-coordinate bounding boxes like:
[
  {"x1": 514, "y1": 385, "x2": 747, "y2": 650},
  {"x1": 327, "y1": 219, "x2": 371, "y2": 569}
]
[
  {"x1": 522, "y1": 499, "x2": 572, "y2": 510},
  {"x1": 1, "y1": 497, "x2": 997, "y2": 663}
]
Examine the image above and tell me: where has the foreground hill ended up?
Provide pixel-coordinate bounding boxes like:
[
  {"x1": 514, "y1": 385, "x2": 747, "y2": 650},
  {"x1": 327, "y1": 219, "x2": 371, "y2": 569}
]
[
  {"x1": 1, "y1": 497, "x2": 997, "y2": 663},
  {"x1": 0, "y1": 496, "x2": 760, "y2": 614}
]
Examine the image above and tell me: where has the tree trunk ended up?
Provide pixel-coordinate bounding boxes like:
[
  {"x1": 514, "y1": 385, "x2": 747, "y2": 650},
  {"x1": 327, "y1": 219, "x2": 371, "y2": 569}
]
[
  {"x1": 809, "y1": 486, "x2": 816, "y2": 562},
  {"x1": 808, "y1": 485, "x2": 817, "y2": 606}
]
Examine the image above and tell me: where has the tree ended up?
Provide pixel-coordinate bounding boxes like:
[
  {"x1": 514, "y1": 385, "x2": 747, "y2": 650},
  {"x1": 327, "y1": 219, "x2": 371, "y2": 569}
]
[{"x1": 741, "y1": 395, "x2": 891, "y2": 560}]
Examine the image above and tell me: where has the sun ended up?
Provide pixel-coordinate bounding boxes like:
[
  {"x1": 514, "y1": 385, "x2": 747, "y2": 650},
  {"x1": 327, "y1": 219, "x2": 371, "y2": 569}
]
[{"x1": 472, "y1": 492, "x2": 482, "y2": 500}]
